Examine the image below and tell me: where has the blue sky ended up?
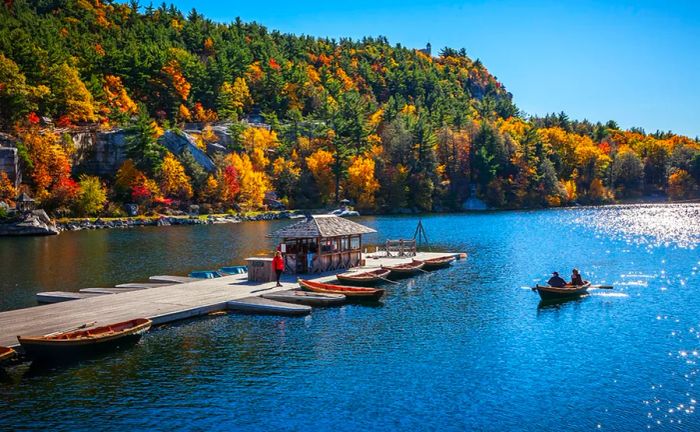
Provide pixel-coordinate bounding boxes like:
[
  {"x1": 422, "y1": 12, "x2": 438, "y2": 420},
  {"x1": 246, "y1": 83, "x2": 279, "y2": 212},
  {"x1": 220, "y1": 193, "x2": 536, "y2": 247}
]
[{"x1": 157, "y1": 0, "x2": 699, "y2": 137}]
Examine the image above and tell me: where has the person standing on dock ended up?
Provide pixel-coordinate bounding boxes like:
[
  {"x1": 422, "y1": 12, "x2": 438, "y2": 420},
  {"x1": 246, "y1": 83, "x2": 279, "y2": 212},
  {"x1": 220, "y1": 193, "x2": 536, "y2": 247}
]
[{"x1": 273, "y1": 251, "x2": 285, "y2": 287}]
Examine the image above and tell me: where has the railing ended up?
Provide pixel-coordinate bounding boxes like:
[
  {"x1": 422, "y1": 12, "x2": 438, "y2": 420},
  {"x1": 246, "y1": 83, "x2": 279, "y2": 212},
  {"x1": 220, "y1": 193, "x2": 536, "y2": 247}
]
[{"x1": 385, "y1": 239, "x2": 417, "y2": 257}]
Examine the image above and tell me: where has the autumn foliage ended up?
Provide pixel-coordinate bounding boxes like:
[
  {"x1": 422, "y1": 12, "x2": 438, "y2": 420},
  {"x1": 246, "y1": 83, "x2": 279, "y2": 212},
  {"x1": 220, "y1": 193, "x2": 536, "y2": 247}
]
[{"x1": 0, "y1": 2, "x2": 698, "y2": 218}]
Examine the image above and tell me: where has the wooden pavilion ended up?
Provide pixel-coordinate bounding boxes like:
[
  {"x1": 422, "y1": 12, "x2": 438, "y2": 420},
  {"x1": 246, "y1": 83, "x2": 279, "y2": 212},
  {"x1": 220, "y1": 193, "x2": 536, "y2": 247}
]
[{"x1": 272, "y1": 215, "x2": 376, "y2": 274}]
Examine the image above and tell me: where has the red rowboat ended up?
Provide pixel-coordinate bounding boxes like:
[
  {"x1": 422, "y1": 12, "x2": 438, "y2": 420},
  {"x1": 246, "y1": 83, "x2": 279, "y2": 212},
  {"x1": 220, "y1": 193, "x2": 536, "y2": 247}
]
[
  {"x1": 336, "y1": 268, "x2": 391, "y2": 285},
  {"x1": 0, "y1": 346, "x2": 15, "y2": 364},
  {"x1": 299, "y1": 279, "x2": 385, "y2": 300},
  {"x1": 18, "y1": 318, "x2": 152, "y2": 361}
]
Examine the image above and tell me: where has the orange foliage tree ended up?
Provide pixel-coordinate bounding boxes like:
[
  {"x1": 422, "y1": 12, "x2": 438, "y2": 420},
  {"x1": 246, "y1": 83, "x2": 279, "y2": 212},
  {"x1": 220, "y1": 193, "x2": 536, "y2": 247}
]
[{"x1": 103, "y1": 75, "x2": 137, "y2": 115}]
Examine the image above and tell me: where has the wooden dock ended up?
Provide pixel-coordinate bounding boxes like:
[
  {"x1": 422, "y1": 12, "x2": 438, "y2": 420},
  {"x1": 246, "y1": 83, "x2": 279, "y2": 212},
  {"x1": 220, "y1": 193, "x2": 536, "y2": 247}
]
[{"x1": 0, "y1": 252, "x2": 461, "y2": 349}]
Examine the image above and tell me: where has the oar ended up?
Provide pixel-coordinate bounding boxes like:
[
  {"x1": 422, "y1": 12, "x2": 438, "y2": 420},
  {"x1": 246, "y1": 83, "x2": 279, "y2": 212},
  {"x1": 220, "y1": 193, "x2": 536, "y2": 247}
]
[
  {"x1": 376, "y1": 275, "x2": 399, "y2": 285},
  {"x1": 45, "y1": 321, "x2": 97, "y2": 337},
  {"x1": 416, "y1": 267, "x2": 431, "y2": 274},
  {"x1": 590, "y1": 285, "x2": 614, "y2": 289}
]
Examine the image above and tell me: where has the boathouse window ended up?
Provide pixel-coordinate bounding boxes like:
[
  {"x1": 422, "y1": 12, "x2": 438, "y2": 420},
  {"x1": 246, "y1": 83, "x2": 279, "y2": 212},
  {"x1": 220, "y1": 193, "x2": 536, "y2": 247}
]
[
  {"x1": 350, "y1": 236, "x2": 360, "y2": 250},
  {"x1": 341, "y1": 237, "x2": 349, "y2": 251},
  {"x1": 321, "y1": 239, "x2": 333, "y2": 253}
]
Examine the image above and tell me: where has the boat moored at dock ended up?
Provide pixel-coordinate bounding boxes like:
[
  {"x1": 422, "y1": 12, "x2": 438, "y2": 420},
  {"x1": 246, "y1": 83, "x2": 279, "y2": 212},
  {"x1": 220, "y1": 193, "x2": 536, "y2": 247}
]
[
  {"x1": 383, "y1": 261, "x2": 426, "y2": 278},
  {"x1": 299, "y1": 279, "x2": 385, "y2": 300},
  {"x1": 17, "y1": 318, "x2": 152, "y2": 362},
  {"x1": 188, "y1": 270, "x2": 224, "y2": 279},
  {"x1": 0, "y1": 346, "x2": 15, "y2": 364},
  {"x1": 412, "y1": 255, "x2": 456, "y2": 270},
  {"x1": 336, "y1": 268, "x2": 391, "y2": 285}
]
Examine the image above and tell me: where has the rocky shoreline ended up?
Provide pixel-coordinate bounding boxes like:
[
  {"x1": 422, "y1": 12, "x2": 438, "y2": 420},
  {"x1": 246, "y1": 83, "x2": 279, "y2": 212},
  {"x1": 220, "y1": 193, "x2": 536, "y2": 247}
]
[{"x1": 55, "y1": 211, "x2": 301, "y2": 232}]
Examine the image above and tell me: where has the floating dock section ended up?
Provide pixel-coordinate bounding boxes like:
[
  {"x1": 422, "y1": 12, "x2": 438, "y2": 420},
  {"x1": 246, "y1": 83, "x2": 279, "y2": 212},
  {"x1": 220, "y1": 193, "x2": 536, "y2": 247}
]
[{"x1": 227, "y1": 297, "x2": 312, "y2": 316}]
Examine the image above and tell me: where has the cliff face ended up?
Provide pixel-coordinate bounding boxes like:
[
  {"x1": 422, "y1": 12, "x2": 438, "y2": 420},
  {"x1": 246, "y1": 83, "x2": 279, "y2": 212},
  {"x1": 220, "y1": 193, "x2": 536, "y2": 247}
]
[
  {"x1": 71, "y1": 129, "x2": 128, "y2": 177},
  {"x1": 68, "y1": 125, "x2": 228, "y2": 177}
]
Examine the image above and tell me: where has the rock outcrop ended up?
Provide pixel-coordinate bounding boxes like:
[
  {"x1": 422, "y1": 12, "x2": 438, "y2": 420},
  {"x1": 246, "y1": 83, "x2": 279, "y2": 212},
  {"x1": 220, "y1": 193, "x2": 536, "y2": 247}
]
[
  {"x1": 0, "y1": 210, "x2": 59, "y2": 236},
  {"x1": 158, "y1": 130, "x2": 216, "y2": 172}
]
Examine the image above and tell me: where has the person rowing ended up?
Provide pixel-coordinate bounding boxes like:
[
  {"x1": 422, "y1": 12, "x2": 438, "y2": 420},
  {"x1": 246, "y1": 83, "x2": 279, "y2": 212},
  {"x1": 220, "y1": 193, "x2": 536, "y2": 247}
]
[
  {"x1": 547, "y1": 271, "x2": 566, "y2": 288},
  {"x1": 570, "y1": 268, "x2": 585, "y2": 286}
]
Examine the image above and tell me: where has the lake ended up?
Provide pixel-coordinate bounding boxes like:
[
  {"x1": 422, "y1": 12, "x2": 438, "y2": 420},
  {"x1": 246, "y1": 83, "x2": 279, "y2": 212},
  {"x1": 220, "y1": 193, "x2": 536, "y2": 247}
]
[{"x1": 1, "y1": 204, "x2": 699, "y2": 431}]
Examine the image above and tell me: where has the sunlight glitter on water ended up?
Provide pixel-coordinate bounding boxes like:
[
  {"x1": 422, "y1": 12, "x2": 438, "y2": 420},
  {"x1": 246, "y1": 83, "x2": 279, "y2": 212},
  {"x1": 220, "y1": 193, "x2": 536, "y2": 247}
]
[{"x1": 571, "y1": 204, "x2": 700, "y2": 249}]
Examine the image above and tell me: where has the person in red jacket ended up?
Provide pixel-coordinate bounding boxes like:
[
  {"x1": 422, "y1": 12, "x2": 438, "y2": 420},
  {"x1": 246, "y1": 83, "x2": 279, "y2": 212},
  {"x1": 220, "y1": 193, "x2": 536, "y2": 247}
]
[{"x1": 272, "y1": 250, "x2": 284, "y2": 287}]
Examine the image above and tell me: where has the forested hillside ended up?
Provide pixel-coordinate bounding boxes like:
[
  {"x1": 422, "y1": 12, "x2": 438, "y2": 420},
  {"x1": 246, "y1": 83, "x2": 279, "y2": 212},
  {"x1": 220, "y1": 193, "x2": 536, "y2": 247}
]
[{"x1": 0, "y1": 0, "x2": 698, "y2": 217}]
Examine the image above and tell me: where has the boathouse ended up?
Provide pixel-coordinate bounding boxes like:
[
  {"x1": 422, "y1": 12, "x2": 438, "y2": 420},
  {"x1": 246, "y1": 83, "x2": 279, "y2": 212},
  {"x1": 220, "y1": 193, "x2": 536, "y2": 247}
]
[{"x1": 272, "y1": 215, "x2": 376, "y2": 274}]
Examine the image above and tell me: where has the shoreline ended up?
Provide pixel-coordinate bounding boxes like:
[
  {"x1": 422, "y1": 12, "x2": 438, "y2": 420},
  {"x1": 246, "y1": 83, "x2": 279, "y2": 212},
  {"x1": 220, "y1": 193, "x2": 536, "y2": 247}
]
[
  {"x1": 50, "y1": 197, "x2": 700, "y2": 233},
  {"x1": 54, "y1": 211, "x2": 300, "y2": 232}
]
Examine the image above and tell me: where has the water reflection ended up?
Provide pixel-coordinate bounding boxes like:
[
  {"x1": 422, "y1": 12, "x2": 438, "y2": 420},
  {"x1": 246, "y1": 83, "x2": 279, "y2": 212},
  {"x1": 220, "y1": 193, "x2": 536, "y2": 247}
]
[{"x1": 1, "y1": 205, "x2": 700, "y2": 431}]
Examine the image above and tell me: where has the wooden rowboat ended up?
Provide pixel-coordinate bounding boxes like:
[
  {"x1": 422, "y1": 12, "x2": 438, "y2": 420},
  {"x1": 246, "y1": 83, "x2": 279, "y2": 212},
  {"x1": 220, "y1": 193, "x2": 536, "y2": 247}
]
[
  {"x1": 299, "y1": 279, "x2": 384, "y2": 300},
  {"x1": 336, "y1": 268, "x2": 391, "y2": 285},
  {"x1": 0, "y1": 346, "x2": 15, "y2": 364},
  {"x1": 383, "y1": 261, "x2": 425, "y2": 278},
  {"x1": 18, "y1": 318, "x2": 152, "y2": 361},
  {"x1": 412, "y1": 256, "x2": 456, "y2": 270},
  {"x1": 532, "y1": 282, "x2": 591, "y2": 301}
]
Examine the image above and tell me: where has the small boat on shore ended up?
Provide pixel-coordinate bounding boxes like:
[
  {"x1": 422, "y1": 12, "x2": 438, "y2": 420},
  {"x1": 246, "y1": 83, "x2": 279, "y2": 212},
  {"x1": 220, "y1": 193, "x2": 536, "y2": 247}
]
[
  {"x1": 383, "y1": 261, "x2": 425, "y2": 278},
  {"x1": 532, "y1": 282, "x2": 591, "y2": 301},
  {"x1": 299, "y1": 279, "x2": 385, "y2": 300},
  {"x1": 0, "y1": 346, "x2": 15, "y2": 364},
  {"x1": 188, "y1": 270, "x2": 224, "y2": 279},
  {"x1": 413, "y1": 255, "x2": 456, "y2": 270},
  {"x1": 219, "y1": 266, "x2": 247, "y2": 275},
  {"x1": 336, "y1": 268, "x2": 391, "y2": 285},
  {"x1": 18, "y1": 318, "x2": 152, "y2": 361}
]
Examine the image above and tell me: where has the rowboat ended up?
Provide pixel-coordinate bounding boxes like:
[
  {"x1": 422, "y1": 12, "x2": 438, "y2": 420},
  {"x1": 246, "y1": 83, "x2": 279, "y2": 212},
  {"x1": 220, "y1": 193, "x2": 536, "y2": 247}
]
[
  {"x1": 532, "y1": 282, "x2": 591, "y2": 301},
  {"x1": 383, "y1": 261, "x2": 425, "y2": 278},
  {"x1": 188, "y1": 270, "x2": 224, "y2": 279},
  {"x1": 299, "y1": 279, "x2": 385, "y2": 300},
  {"x1": 412, "y1": 255, "x2": 456, "y2": 270},
  {"x1": 336, "y1": 268, "x2": 391, "y2": 285},
  {"x1": 0, "y1": 346, "x2": 15, "y2": 364},
  {"x1": 18, "y1": 318, "x2": 152, "y2": 361},
  {"x1": 219, "y1": 266, "x2": 247, "y2": 275}
]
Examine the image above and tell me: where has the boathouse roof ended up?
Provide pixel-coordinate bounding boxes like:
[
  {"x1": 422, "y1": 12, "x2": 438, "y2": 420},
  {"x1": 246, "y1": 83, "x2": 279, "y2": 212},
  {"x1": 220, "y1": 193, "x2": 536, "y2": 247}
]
[{"x1": 273, "y1": 215, "x2": 376, "y2": 238}]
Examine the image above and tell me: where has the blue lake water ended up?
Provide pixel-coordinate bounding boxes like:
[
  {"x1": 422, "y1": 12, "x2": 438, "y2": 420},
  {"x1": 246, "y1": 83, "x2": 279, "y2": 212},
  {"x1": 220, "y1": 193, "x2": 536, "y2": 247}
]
[{"x1": 1, "y1": 204, "x2": 699, "y2": 431}]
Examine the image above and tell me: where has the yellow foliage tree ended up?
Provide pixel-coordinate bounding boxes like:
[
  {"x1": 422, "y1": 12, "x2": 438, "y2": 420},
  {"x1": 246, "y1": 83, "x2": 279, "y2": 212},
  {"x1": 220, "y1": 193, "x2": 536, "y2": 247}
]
[
  {"x1": 202, "y1": 175, "x2": 219, "y2": 203},
  {"x1": 158, "y1": 153, "x2": 193, "y2": 199},
  {"x1": 306, "y1": 149, "x2": 335, "y2": 204},
  {"x1": 177, "y1": 104, "x2": 191, "y2": 122},
  {"x1": 226, "y1": 153, "x2": 270, "y2": 209},
  {"x1": 346, "y1": 155, "x2": 379, "y2": 209},
  {"x1": 241, "y1": 127, "x2": 279, "y2": 152},
  {"x1": 49, "y1": 63, "x2": 97, "y2": 122}
]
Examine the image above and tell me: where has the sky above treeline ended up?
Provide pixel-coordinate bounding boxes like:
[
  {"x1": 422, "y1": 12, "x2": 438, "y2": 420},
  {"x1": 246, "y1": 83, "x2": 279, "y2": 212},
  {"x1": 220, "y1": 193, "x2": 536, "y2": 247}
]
[{"x1": 134, "y1": 0, "x2": 700, "y2": 138}]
